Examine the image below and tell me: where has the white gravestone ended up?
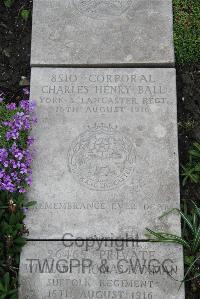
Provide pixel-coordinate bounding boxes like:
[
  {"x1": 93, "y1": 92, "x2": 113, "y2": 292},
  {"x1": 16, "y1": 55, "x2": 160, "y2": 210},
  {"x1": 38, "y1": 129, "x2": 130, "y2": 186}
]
[{"x1": 24, "y1": 68, "x2": 181, "y2": 240}]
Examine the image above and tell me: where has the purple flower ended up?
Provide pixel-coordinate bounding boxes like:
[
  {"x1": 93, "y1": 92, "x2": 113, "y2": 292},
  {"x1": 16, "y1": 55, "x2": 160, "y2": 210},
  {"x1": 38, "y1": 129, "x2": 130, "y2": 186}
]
[
  {"x1": 0, "y1": 95, "x2": 36, "y2": 193},
  {"x1": 24, "y1": 119, "x2": 31, "y2": 130},
  {"x1": 10, "y1": 159, "x2": 21, "y2": 169},
  {"x1": 16, "y1": 111, "x2": 24, "y2": 117},
  {"x1": 6, "y1": 130, "x2": 19, "y2": 141},
  {"x1": 20, "y1": 100, "x2": 29, "y2": 111},
  {"x1": 20, "y1": 163, "x2": 28, "y2": 174},
  {"x1": 0, "y1": 148, "x2": 8, "y2": 162},
  {"x1": 25, "y1": 175, "x2": 32, "y2": 186},
  {"x1": 27, "y1": 136, "x2": 34, "y2": 146},
  {"x1": 15, "y1": 152, "x2": 23, "y2": 160},
  {"x1": 2, "y1": 121, "x2": 11, "y2": 127},
  {"x1": 6, "y1": 103, "x2": 16, "y2": 110},
  {"x1": 19, "y1": 187, "x2": 26, "y2": 193},
  {"x1": 0, "y1": 170, "x2": 5, "y2": 179},
  {"x1": 23, "y1": 88, "x2": 30, "y2": 95},
  {"x1": 11, "y1": 172, "x2": 20, "y2": 183},
  {"x1": 0, "y1": 173, "x2": 16, "y2": 192},
  {"x1": 3, "y1": 161, "x2": 9, "y2": 168},
  {"x1": 29, "y1": 100, "x2": 36, "y2": 111},
  {"x1": 11, "y1": 145, "x2": 24, "y2": 160}
]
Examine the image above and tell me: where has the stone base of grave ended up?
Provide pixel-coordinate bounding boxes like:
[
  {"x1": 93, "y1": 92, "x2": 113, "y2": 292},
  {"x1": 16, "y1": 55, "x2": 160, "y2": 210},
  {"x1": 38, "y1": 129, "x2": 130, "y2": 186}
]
[
  {"x1": 19, "y1": 241, "x2": 185, "y2": 299},
  {"x1": 19, "y1": 0, "x2": 185, "y2": 297}
]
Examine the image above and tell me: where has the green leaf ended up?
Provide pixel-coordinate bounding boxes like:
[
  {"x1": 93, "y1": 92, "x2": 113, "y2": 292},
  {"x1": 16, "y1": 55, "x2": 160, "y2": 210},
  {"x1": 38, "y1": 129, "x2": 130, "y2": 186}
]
[
  {"x1": 9, "y1": 213, "x2": 16, "y2": 225},
  {"x1": 3, "y1": 0, "x2": 14, "y2": 8},
  {"x1": 159, "y1": 208, "x2": 180, "y2": 219},
  {"x1": 0, "y1": 282, "x2": 5, "y2": 292},
  {"x1": 3, "y1": 272, "x2": 10, "y2": 289},
  {"x1": 194, "y1": 163, "x2": 200, "y2": 172},
  {"x1": 192, "y1": 210, "x2": 198, "y2": 230},
  {"x1": 145, "y1": 228, "x2": 191, "y2": 249},
  {"x1": 6, "y1": 289, "x2": 18, "y2": 296},
  {"x1": 189, "y1": 150, "x2": 200, "y2": 158},
  {"x1": 15, "y1": 223, "x2": 23, "y2": 230},
  {"x1": 20, "y1": 9, "x2": 30, "y2": 21},
  {"x1": 10, "y1": 293, "x2": 18, "y2": 299},
  {"x1": 191, "y1": 200, "x2": 200, "y2": 218},
  {"x1": 182, "y1": 255, "x2": 200, "y2": 282},
  {"x1": 0, "y1": 210, "x2": 5, "y2": 219},
  {"x1": 14, "y1": 237, "x2": 27, "y2": 246},
  {"x1": 189, "y1": 143, "x2": 200, "y2": 158},
  {"x1": 25, "y1": 201, "x2": 37, "y2": 207},
  {"x1": 179, "y1": 210, "x2": 196, "y2": 234},
  {"x1": 192, "y1": 226, "x2": 200, "y2": 252},
  {"x1": 184, "y1": 255, "x2": 195, "y2": 266}
]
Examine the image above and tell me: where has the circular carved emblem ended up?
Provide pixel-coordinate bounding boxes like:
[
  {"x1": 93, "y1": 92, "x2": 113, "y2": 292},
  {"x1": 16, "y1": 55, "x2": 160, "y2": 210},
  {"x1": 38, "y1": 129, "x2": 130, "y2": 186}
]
[
  {"x1": 68, "y1": 126, "x2": 135, "y2": 191},
  {"x1": 72, "y1": 0, "x2": 131, "y2": 19}
]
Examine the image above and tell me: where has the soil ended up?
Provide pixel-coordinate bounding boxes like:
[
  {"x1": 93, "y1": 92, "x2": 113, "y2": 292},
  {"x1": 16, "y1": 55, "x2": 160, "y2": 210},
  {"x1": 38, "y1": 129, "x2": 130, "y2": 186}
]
[
  {"x1": 177, "y1": 65, "x2": 200, "y2": 201},
  {"x1": 0, "y1": 0, "x2": 32, "y2": 97},
  {"x1": 0, "y1": 1, "x2": 200, "y2": 298},
  {"x1": 177, "y1": 65, "x2": 200, "y2": 299}
]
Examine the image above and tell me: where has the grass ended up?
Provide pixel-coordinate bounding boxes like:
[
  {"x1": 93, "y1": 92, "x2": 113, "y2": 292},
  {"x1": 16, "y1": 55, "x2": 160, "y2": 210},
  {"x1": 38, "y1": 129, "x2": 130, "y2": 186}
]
[
  {"x1": 146, "y1": 200, "x2": 200, "y2": 290},
  {"x1": 181, "y1": 143, "x2": 200, "y2": 185},
  {"x1": 173, "y1": 0, "x2": 200, "y2": 64}
]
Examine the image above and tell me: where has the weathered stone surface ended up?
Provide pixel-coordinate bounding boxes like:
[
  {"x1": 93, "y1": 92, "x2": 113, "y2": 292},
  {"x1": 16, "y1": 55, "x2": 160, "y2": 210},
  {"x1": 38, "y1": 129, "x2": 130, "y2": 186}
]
[
  {"x1": 31, "y1": 0, "x2": 174, "y2": 65},
  {"x1": 26, "y1": 68, "x2": 180, "y2": 239},
  {"x1": 19, "y1": 241, "x2": 185, "y2": 299}
]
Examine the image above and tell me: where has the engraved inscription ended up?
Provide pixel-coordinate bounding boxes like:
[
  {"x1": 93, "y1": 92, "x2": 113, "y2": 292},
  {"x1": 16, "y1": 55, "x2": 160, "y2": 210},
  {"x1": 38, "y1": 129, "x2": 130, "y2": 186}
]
[
  {"x1": 68, "y1": 124, "x2": 135, "y2": 190},
  {"x1": 39, "y1": 72, "x2": 169, "y2": 115},
  {"x1": 20, "y1": 242, "x2": 183, "y2": 299},
  {"x1": 73, "y1": 0, "x2": 132, "y2": 19}
]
